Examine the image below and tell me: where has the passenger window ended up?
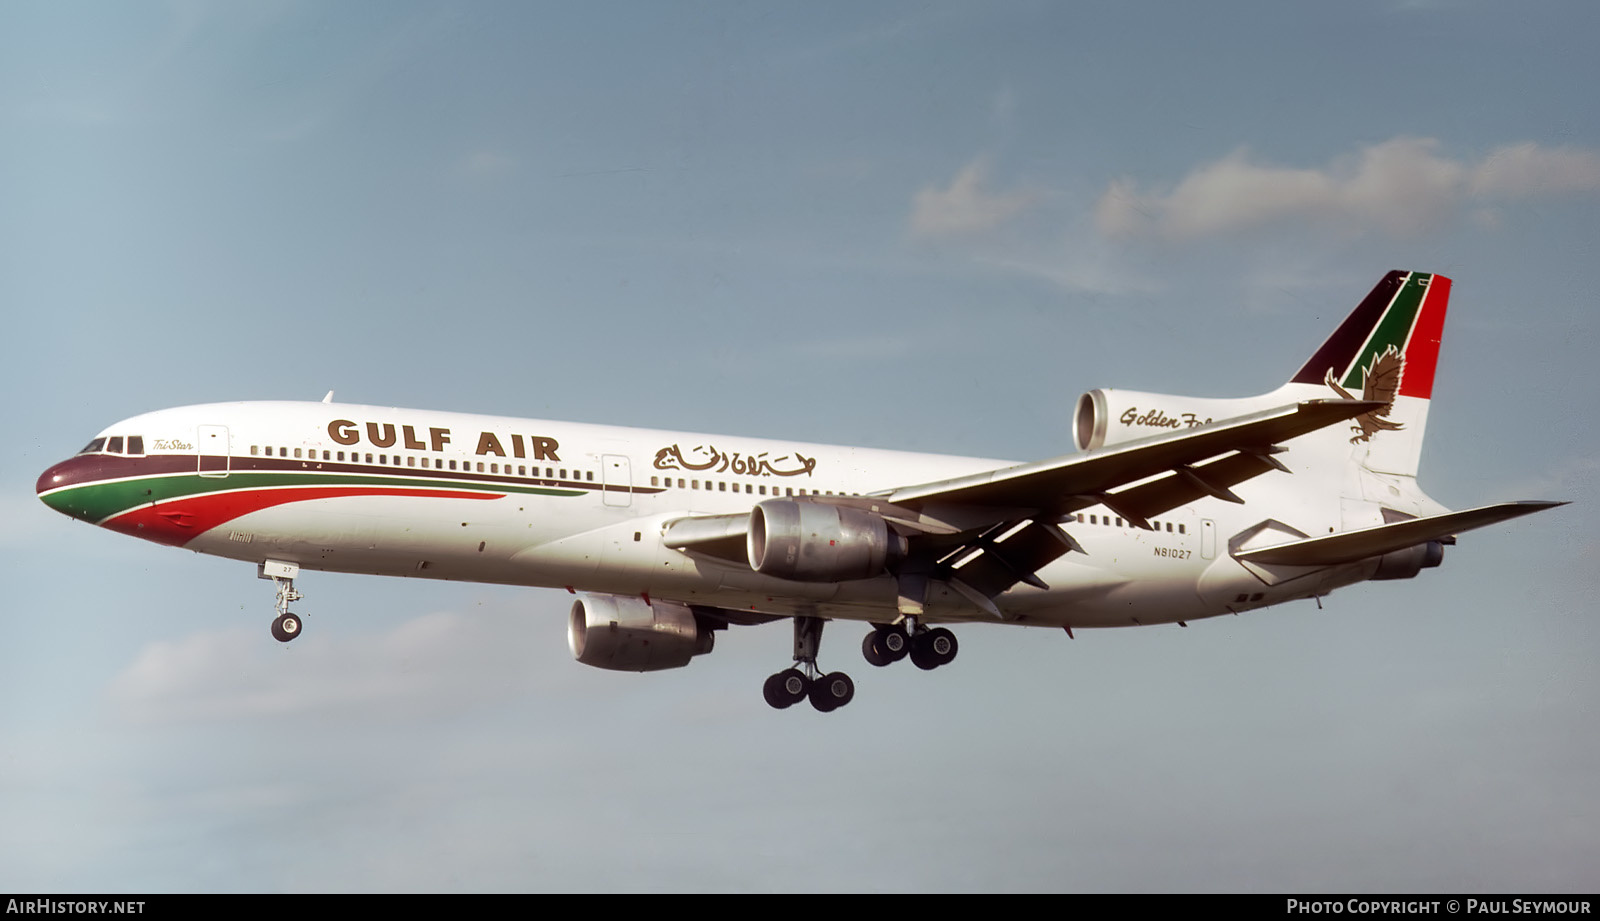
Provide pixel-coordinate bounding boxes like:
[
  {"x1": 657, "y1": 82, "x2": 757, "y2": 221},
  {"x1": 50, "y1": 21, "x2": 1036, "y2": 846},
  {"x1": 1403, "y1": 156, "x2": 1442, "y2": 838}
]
[
  {"x1": 477, "y1": 462, "x2": 484, "y2": 473},
  {"x1": 449, "y1": 460, "x2": 457, "y2": 470},
  {"x1": 718, "y1": 482, "x2": 726, "y2": 492},
  {"x1": 295, "y1": 449, "x2": 303, "y2": 459},
  {"x1": 280, "y1": 448, "x2": 288, "y2": 458},
  {"x1": 251, "y1": 446, "x2": 259, "y2": 456},
  {"x1": 365, "y1": 453, "x2": 372, "y2": 463}
]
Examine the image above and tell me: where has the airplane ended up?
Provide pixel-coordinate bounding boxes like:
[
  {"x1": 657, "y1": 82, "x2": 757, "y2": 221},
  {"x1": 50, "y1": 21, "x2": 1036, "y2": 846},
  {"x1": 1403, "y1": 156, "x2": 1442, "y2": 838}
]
[{"x1": 36, "y1": 271, "x2": 1562, "y2": 713}]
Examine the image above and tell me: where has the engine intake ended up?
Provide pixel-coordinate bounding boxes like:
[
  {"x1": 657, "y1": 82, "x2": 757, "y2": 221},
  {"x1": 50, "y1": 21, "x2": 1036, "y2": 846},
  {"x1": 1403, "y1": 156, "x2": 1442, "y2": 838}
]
[
  {"x1": 747, "y1": 499, "x2": 903, "y2": 582},
  {"x1": 568, "y1": 594, "x2": 714, "y2": 672}
]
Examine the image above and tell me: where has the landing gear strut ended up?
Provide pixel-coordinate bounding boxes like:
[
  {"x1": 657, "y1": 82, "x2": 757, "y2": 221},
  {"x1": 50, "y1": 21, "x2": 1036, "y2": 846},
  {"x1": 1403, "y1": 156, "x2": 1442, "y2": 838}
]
[
  {"x1": 258, "y1": 560, "x2": 304, "y2": 643},
  {"x1": 763, "y1": 616, "x2": 854, "y2": 712}
]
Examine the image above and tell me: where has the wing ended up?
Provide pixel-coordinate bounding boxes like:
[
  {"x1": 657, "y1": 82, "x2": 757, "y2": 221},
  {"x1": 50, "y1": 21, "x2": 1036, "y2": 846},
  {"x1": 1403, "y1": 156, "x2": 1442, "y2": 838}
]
[{"x1": 666, "y1": 399, "x2": 1383, "y2": 617}]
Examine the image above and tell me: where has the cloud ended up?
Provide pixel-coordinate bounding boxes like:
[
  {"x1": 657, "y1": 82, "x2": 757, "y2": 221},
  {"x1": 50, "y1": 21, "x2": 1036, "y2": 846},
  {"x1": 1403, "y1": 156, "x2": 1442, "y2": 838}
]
[
  {"x1": 910, "y1": 158, "x2": 1037, "y2": 239},
  {"x1": 1097, "y1": 137, "x2": 1600, "y2": 240}
]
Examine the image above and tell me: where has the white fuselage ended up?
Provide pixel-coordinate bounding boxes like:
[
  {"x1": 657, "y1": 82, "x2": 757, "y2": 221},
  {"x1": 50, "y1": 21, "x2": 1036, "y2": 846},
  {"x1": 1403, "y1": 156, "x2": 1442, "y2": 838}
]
[{"x1": 56, "y1": 393, "x2": 1432, "y2": 631}]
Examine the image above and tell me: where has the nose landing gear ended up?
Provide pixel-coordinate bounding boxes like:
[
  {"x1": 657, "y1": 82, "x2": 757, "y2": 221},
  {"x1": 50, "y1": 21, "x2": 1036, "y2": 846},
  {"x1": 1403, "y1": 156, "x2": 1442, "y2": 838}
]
[{"x1": 258, "y1": 560, "x2": 304, "y2": 643}]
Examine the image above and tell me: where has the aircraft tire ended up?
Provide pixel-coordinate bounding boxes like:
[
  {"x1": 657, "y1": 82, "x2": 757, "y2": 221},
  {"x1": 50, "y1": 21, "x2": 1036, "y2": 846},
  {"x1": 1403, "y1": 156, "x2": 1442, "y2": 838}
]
[
  {"x1": 910, "y1": 628, "x2": 957, "y2": 670},
  {"x1": 763, "y1": 672, "x2": 795, "y2": 709},
  {"x1": 271, "y1": 613, "x2": 301, "y2": 643},
  {"x1": 764, "y1": 668, "x2": 809, "y2": 709},
  {"x1": 877, "y1": 626, "x2": 909, "y2": 661},
  {"x1": 809, "y1": 672, "x2": 853, "y2": 712},
  {"x1": 862, "y1": 632, "x2": 892, "y2": 667},
  {"x1": 926, "y1": 628, "x2": 957, "y2": 665}
]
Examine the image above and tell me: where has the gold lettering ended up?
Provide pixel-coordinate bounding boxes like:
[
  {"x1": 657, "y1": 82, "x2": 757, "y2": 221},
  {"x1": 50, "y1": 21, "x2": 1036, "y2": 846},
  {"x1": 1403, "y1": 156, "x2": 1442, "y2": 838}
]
[
  {"x1": 511, "y1": 433, "x2": 526, "y2": 459},
  {"x1": 530, "y1": 436, "x2": 560, "y2": 462},
  {"x1": 429, "y1": 427, "x2": 451, "y2": 452},
  {"x1": 401, "y1": 425, "x2": 426, "y2": 450},
  {"x1": 476, "y1": 431, "x2": 507, "y2": 457},
  {"x1": 366, "y1": 422, "x2": 397, "y2": 447},
  {"x1": 329, "y1": 420, "x2": 359, "y2": 446}
]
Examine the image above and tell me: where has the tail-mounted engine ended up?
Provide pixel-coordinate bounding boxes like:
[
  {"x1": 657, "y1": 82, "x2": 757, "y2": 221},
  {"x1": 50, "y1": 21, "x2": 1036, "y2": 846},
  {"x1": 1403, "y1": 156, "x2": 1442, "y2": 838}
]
[
  {"x1": 747, "y1": 499, "x2": 906, "y2": 582},
  {"x1": 568, "y1": 594, "x2": 715, "y2": 672}
]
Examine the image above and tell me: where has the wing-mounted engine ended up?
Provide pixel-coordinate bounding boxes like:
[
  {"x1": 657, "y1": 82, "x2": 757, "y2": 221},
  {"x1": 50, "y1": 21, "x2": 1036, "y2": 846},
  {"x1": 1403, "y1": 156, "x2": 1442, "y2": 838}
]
[
  {"x1": 1074, "y1": 388, "x2": 1285, "y2": 451},
  {"x1": 747, "y1": 499, "x2": 908, "y2": 582},
  {"x1": 568, "y1": 594, "x2": 715, "y2": 672}
]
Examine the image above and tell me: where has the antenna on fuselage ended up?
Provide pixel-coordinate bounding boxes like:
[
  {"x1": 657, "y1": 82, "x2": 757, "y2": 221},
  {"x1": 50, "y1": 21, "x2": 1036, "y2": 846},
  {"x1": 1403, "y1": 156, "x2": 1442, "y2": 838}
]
[{"x1": 321, "y1": 390, "x2": 334, "y2": 404}]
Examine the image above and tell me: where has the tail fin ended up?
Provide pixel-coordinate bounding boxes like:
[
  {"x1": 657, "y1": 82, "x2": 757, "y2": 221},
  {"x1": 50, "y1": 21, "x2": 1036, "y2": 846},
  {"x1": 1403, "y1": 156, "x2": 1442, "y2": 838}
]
[{"x1": 1289, "y1": 270, "x2": 1451, "y2": 477}]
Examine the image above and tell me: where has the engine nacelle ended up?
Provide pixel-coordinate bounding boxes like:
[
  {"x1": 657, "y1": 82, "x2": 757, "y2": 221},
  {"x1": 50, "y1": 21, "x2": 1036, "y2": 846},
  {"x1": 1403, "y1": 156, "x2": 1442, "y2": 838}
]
[
  {"x1": 567, "y1": 594, "x2": 714, "y2": 672},
  {"x1": 1074, "y1": 388, "x2": 1279, "y2": 451},
  {"x1": 747, "y1": 499, "x2": 904, "y2": 582},
  {"x1": 1371, "y1": 540, "x2": 1445, "y2": 581}
]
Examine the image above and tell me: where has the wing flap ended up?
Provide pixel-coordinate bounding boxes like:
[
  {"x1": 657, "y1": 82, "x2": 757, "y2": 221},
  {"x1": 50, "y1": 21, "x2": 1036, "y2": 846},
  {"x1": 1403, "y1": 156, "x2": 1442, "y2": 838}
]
[
  {"x1": 1083, "y1": 451, "x2": 1284, "y2": 527},
  {"x1": 1234, "y1": 501, "x2": 1566, "y2": 566},
  {"x1": 939, "y1": 519, "x2": 1077, "y2": 600}
]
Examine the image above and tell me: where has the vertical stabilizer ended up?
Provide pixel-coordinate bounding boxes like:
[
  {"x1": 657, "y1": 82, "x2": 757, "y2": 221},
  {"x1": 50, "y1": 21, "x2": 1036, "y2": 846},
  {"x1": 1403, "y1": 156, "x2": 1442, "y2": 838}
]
[{"x1": 1289, "y1": 271, "x2": 1451, "y2": 477}]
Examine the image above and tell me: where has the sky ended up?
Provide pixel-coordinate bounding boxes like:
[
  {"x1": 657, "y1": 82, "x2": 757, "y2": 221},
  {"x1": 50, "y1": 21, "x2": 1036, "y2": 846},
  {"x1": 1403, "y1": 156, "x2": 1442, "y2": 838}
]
[{"x1": 2, "y1": 0, "x2": 1597, "y2": 893}]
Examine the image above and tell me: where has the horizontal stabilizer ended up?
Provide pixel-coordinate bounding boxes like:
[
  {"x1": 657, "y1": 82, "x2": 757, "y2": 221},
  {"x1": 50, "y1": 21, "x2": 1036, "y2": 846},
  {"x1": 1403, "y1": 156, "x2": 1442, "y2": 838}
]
[{"x1": 1234, "y1": 501, "x2": 1566, "y2": 566}]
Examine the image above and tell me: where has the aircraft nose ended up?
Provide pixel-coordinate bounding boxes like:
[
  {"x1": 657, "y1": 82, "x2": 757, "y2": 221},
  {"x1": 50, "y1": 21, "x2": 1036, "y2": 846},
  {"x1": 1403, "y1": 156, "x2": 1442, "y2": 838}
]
[
  {"x1": 38, "y1": 460, "x2": 67, "y2": 497},
  {"x1": 37, "y1": 458, "x2": 92, "y2": 521}
]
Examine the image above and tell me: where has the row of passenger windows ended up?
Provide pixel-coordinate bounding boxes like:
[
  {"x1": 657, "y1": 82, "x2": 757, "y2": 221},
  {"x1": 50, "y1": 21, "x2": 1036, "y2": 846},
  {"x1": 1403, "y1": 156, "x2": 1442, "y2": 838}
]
[
  {"x1": 249, "y1": 445, "x2": 595, "y2": 481},
  {"x1": 238, "y1": 444, "x2": 1178, "y2": 519},
  {"x1": 646, "y1": 475, "x2": 853, "y2": 498},
  {"x1": 1074, "y1": 512, "x2": 1185, "y2": 534},
  {"x1": 78, "y1": 436, "x2": 145, "y2": 456}
]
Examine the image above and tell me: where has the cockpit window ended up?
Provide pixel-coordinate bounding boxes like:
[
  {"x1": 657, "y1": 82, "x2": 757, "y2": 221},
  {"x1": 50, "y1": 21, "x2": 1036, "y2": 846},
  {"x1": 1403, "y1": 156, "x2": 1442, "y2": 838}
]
[
  {"x1": 106, "y1": 436, "x2": 124, "y2": 454},
  {"x1": 127, "y1": 436, "x2": 144, "y2": 455},
  {"x1": 78, "y1": 438, "x2": 106, "y2": 455}
]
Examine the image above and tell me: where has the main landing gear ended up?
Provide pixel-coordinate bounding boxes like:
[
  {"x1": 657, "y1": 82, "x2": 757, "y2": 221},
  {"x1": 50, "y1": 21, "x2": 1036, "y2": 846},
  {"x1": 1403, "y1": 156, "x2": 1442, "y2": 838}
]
[
  {"x1": 761, "y1": 617, "x2": 963, "y2": 712},
  {"x1": 763, "y1": 616, "x2": 855, "y2": 712},
  {"x1": 258, "y1": 560, "x2": 304, "y2": 643},
  {"x1": 862, "y1": 621, "x2": 958, "y2": 671}
]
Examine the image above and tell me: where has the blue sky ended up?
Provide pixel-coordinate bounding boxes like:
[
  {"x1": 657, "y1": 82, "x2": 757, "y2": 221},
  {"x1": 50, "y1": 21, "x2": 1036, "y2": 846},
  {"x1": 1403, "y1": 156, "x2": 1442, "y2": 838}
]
[{"x1": 3, "y1": 0, "x2": 1597, "y2": 892}]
